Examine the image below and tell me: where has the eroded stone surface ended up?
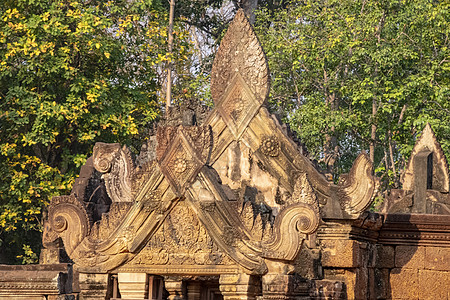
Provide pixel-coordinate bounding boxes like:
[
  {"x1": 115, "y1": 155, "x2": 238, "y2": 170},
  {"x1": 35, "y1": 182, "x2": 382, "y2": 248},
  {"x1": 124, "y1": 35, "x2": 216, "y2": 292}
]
[
  {"x1": 390, "y1": 268, "x2": 419, "y2": 299},
  {"x1": 424, "y1": 247, "x2": 450, "y2": 271},
  {"x1": 395, "y1": 246, "x2": 425, "y2": 269}
]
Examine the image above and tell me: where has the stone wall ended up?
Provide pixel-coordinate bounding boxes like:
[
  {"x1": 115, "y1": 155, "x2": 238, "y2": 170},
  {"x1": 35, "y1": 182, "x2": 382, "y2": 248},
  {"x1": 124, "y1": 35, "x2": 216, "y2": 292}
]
[
  {"x1": 378, "y1": 214, "x2": 450, "y2": 300},
  {"x1": 315, "y1": 213, "x2": 450, "y2": 300}
]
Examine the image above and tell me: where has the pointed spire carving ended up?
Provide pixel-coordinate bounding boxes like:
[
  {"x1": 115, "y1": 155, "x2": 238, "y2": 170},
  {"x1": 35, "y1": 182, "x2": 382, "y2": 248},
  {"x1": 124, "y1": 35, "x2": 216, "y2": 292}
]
[
  {"x1": 210, "y1": 10, "x2": 270, "y2": 139},
  {"x1": 401, "y1": 123, "x2": 449, "y2": 192},
  {"x1": 211, "y1": 9, "x2": 269, "y2": 106}
]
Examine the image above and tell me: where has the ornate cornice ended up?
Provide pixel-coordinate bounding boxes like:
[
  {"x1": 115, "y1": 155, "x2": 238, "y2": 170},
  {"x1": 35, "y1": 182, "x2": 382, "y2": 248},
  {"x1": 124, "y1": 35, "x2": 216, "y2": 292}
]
[{"x1": 379, "y1": 213, "x2": 450, "y2": 246}]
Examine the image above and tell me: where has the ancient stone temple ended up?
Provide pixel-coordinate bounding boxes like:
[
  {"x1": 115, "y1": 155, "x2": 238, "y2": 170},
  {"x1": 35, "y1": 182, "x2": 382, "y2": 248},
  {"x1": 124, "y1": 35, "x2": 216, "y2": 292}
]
[{"x1": 0, "y1": 9, "x2": 449, "y2": 300}]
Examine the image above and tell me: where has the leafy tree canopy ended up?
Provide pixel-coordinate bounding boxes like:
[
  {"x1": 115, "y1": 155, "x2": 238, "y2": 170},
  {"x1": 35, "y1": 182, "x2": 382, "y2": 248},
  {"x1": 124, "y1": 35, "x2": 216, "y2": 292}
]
[
  {"x1": 254, "y1": 0, "x2": 449, "y2": 191},
  {"x1": 0, "y1": 0, "x2": 193, "y2": 263}
]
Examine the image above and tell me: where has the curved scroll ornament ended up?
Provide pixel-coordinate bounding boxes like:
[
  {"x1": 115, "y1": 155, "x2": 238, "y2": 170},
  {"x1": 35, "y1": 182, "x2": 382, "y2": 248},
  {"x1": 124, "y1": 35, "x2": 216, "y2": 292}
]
[
  {"x1": 338, "y1": 152, "x2": 379, "y2": 214},
  {"x1": 93, "y1": 142, "x2": 134, "y2": 202},
  {"x1": 262, "y1": 203, "x2": 319, "y2": 261},
  {"x1": 262, "y1": 174, "x2": 320, "y2": 261},
  {"x1": 43, "y1": 195, "x2": 90, "y2": 257}
]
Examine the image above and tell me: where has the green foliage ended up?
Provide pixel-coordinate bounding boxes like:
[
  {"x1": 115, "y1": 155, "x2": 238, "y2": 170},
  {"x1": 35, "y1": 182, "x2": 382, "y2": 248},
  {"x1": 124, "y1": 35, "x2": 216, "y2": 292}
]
[
  {"x1": 255, "y1": 0, "x2": 450, "y2": 188},
  {"x1": 0, "y1": 0, "x2": 193, "y2": 263}
]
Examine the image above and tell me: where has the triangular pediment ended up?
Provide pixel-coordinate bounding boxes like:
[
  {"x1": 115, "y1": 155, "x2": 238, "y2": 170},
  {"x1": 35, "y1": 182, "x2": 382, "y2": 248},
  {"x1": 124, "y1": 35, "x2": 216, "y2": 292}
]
[
  {"x1": 401, "y1": 123, "x2": 449, "y2": 192},
  {"x1": 116, "y1": 199, "x2": 240, "y2": 275}
]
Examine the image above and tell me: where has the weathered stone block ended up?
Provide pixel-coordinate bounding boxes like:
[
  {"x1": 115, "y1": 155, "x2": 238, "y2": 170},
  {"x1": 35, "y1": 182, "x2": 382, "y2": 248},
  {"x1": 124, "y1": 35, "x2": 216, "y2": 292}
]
[
  {"x1": 418, "y1": 270, "x2": 450, "y2": 300},
  {"x1": 394, "y1": 245, "x2": 424, "y2": 269},
  {"x1": 0, "y1": 264, "x2": 72, "y2": 300},
  {"x1": 424, "y1": 247, "x2": 450, "y2": 271},
  {"x1": 372, "y1": 268, "x2": 390, "y2": 300},
  {"x1": 294, "y1": 246, "x2": 321, "y2": 279},
  {"x1": 343, "y1": 268, "x2": 368, "y2": 300},
  {"x1": 78, "y1": 273, "x2": 109, "y2": 300},
  {"x1": 374, "y1": 245, "x2": 395, "y2": 269},
  {"x1": 390, "y1": 268, "x2": 418, "y2": 299},
  {"x1": 309, "y1": 280, "x2": 346, "y2": 299},
  {"x1": 321, "y1": 240, "x2": 365, "y2": 268},
  {"x1": 262, "y1": 274, "x2": 308, "y2": 298}
]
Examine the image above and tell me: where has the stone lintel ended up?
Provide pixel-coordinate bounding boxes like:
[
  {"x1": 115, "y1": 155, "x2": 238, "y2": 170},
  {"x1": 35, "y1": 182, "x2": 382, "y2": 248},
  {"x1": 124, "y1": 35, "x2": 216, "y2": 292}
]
[
  {"x1": 379, "y1": 213, "x2": 450, "y2": 246},
  {"x1": 0, "y1": 263, "x2": 72, "y2": 299}
]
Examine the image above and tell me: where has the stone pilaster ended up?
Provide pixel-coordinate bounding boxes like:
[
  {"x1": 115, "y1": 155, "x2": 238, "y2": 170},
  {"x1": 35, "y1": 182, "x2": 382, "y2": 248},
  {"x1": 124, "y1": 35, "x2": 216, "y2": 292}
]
[
  {"x1": 219, "y1": 274, "x2": 260, "y2": 300},
  {"x1": 117, "y1": 273, "x2": 148, "y2": 299},
  {"x1": 164, "y1": 278, "x2": 185, "y2": 300}
]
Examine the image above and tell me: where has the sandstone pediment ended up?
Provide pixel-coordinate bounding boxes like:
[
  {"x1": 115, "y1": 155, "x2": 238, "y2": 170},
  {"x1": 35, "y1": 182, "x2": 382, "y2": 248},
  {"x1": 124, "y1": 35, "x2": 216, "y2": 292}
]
[{"x1": 42, "y1": 9, "x2": 378, "y2": 281}]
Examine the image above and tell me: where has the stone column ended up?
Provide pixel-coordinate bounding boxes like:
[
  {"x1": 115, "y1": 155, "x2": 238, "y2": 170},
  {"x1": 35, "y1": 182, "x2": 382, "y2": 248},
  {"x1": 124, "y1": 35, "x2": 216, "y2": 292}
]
[
  {"x1": 78, "y1": 273, "x2": 109, "y2": 300},
  {"x1": 164, "y1": 278, "x2": 185, "y2": 300},
  {"x1": 187, "y1": 281, "x2": 202, "y2": 300},
  {"x1": 219, "y1": 274, "x2": 260, "y2": 300},
  {"x1": 262, "y1": 274, "x2": 305, "y2": 300},
  {"x1": 117, "y1": 273, "x2": 148, "y2": 299}
]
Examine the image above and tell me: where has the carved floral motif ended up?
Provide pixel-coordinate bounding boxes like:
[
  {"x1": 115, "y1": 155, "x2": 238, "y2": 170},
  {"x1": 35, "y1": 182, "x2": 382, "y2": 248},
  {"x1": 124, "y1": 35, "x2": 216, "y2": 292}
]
[
  {"x1": 222, "y1": 86, "x2": 246, "y2": 124},
  {"x1": 158, "y1": 126, "x2": 212, "y2": 194},
  {"x1": 211, "y1": 9, "x2": 269, "y2": 107},
  {"x1": 260, "y1": 136, "x2": 281, "y2": 157},
  {"x1": 173, "y1": 157, "x2": 187, "y2": 173}
]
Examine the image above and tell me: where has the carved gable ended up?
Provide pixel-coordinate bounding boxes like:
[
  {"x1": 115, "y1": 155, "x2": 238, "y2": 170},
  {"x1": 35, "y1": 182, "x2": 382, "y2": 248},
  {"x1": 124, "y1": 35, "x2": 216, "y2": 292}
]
[
  {"x1": 42, "y1": 9, "x2": 379, "y2": 279},
  {"x1": 383, "y1": 123, "x2": 450, "y2": 214},
  {"x1": 401, "y1": 123, "x2": 449, "y2": 193}
]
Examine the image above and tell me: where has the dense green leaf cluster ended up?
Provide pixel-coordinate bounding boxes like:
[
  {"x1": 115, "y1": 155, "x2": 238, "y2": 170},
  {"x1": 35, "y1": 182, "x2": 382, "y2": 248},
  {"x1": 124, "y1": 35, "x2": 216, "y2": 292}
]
[
  {"x1": 0, "y1": 0, "x2": 195, "y2": 263},
  {"x1": 255, "y1": 0, "x2": 450, "y2": 188}
]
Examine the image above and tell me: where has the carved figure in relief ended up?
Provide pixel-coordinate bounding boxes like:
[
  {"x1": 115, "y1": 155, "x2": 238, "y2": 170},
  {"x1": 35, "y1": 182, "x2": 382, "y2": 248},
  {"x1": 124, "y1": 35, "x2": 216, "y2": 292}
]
[{"x1": 130, "y1": 201, "x2": 231, "y2": 266}]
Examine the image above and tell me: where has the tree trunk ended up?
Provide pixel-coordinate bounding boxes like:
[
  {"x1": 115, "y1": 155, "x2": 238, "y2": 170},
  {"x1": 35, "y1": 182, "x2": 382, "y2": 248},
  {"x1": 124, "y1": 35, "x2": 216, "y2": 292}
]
[
  {"x1": 166, "y1": 0, "x2": 175, "y2": 110},
  {"x1": 370, "y1": 98, "x2": 376, "y2": 163},
  {"x1": 241, "y1": 0, "x2": 258, "y2": 24}
]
